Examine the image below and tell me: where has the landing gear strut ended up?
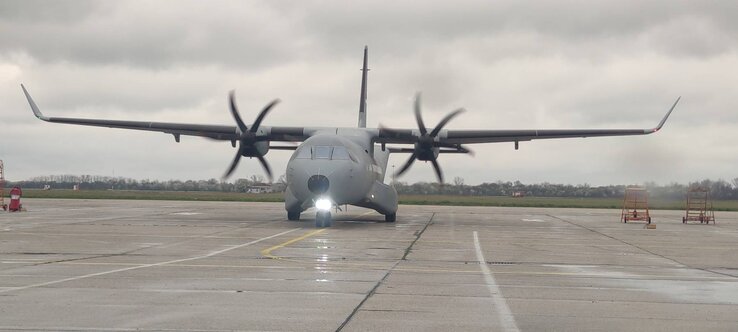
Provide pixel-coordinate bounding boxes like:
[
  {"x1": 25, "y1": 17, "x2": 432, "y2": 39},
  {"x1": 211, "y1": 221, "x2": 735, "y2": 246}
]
[
  {"x1": 287, "y1": 210, "x2": 301, "y2": 221},
  {"x1": 316, "y1": 211, "x2": 332, "y2": 227}
]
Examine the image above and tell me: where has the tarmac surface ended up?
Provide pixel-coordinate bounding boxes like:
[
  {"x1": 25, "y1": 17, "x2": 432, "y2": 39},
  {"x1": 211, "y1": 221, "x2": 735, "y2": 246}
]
[{"x1": 1, "y1": 199, "x2": 738, "y2": 331}]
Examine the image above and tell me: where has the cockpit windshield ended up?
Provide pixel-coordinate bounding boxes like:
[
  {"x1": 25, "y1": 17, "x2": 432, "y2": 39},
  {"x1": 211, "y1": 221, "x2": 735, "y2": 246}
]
[
  {"x1": 295, "y1": 146, "x2": 312, "y2": 159},
  {"x1": 314, "y1": 146, "x2": 331, "y2": 159},
  {"x1": 331, "y1": 147, "x2": 351, "y2": 160},
  {"x1": 294, "y1": 145, "x2": 355, "y2": 161}
]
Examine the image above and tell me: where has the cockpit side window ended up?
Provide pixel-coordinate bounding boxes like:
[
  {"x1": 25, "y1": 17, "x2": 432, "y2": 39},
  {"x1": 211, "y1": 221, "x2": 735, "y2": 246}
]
[
  {"x1": 314, "y1": 146, "x2": 332, "y2": 159},
  {"x1": 331, "y1": 146, "x2": 351, "y2": 160},
  {"x1": 295, "y1": 146, "x2": 312, "y2": 159}
]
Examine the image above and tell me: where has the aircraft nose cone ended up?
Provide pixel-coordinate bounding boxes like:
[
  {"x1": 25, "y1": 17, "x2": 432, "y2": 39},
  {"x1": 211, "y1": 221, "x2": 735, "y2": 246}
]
[{"x1": 307, "y1": 175, "x2": 330, "y2": 194}]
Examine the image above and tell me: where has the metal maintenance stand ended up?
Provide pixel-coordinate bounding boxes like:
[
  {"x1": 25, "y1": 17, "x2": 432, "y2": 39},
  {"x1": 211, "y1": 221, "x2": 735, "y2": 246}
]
[
  {"x1": 621, "y1": 186, "x2": 651, "y2": 224},
  {"x1": 683, "y1": 187, "x2": 716, "y2": 224},
  {"x1": 0, "y1": 160, "x2": 6, "y2": 211}
]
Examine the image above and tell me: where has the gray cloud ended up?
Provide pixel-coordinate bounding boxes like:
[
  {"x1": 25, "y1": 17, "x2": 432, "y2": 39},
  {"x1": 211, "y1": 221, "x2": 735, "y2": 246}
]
[
  {"x1": 0, "y1": 1, "x2": 304, "y2": 68},
  {"x1": 1, "y1": 0, "x2": 736, "y2": 185}
]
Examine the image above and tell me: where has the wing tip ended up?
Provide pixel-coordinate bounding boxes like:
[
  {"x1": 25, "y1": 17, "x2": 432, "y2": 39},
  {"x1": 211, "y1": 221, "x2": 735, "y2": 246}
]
[
  {"x1": 20, "y1": 84, "x2": 50, "y2": 121},
  {"x1": 653, "y1": 96, "x2": 680, "y2": 132}
]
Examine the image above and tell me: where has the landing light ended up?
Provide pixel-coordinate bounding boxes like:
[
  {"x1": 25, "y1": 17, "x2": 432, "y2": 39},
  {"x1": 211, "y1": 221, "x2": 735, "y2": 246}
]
[{"x1": 315, "y1": 198, "x2": 332, "y2": 211}]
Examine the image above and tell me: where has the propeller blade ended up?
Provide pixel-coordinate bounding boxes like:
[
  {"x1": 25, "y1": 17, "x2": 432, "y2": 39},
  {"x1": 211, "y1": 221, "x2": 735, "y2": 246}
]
[
  {"x1": 222, "y1": 146, "x2": 243, "y2": 180},
  {"x1": 395, "y1": 152, "x2": 417, "y2": 177},
  {"x1": 250, "y1": 99, "x2": 280, "y2": 133},
  {"x1": 430, "y1": 108, "x2": 465, "y2": 137},
  {"x1": 229, "y1": 91, "x2": 248, "y2": 133},
  {"x1": 256, "y1": 154, "x2": 274, "y2": 182},
  {"x1": 414, "y1": 93, "x2": 427, "y2": 136},
  {"x1": 430, "y1": 158, "x2": 444, "y2": 184}
]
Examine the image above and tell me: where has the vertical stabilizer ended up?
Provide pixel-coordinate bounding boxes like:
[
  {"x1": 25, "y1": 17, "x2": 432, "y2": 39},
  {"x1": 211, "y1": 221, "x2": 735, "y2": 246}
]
[{"x1": 358, "y1": 46, "x2": 368, "y2": 128}]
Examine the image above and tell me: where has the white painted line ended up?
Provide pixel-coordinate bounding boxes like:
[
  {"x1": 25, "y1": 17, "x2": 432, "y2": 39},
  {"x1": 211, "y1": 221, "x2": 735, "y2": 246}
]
[
  {"x1": 0, "y1": 228, "x2": 300, "y2": 294},
  {"x1": 473, "y1": 231, "x2": 520, "y2": 332},
  {"x1": 0, "y1": 326, "x2": 238, "y2": 332}
]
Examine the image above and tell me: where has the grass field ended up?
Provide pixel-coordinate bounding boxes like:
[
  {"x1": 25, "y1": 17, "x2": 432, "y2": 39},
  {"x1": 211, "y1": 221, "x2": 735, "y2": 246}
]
[
  {"x1": 18, "y1": 189, "x2": 738, "y2": 211},
  {"x1": 21, "y1": 189, "x2": 284, "y2": 202}
]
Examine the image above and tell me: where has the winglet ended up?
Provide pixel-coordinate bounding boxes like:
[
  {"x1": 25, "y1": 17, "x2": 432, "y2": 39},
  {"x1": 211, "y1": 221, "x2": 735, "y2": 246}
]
[
  {"x1": 21, "y1": 84, "x2": 50, "y2": 121},
  {"x1": 652, "y1": 96, "x2": 680, "y2": 132}
]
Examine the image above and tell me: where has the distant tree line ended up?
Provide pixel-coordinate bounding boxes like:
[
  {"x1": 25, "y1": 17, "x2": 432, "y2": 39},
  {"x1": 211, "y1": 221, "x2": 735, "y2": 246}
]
[
  {"x1": 8, "y1": 174, "x2": 286, "y2": 193},
  {"x1": 393, "y1": 178, "x2": 738, "y2": 200},
  {"x1": 7, "y1": 175, "x2": 738, "y2": 200}
]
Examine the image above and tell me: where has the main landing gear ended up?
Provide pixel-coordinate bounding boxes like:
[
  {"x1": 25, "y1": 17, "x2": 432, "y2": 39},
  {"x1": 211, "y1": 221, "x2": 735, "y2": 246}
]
[
  {"x1": 287, "y1": 210, "x2": 301, "y2": 221},
  {"x1": 385, "y1": 213, "x2": 396, "y2": 222},
  {"x1": 316, "y1": 211, "x2": 332, "y2": 228}
]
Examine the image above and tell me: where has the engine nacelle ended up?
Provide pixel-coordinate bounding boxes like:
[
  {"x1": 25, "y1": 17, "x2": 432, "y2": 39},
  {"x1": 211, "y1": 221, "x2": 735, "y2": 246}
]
[
  {"x1": 241, "y1": 140, "x2": 269, "y2": 157},
  {"x1": 414, "y1": 136, "x2": 439, "y2": 161}
]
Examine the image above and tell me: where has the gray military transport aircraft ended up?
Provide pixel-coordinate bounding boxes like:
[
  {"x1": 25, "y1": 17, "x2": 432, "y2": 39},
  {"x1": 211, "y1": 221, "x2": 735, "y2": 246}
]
[{"x1": 21, "y1": 47, "x2": 679, "y2": 227}]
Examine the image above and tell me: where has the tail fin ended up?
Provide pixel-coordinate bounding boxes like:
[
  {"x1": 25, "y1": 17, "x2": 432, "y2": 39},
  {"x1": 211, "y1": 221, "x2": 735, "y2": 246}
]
[{"x1": 358, "y1": 46, "x2": 368, "y2": 128}]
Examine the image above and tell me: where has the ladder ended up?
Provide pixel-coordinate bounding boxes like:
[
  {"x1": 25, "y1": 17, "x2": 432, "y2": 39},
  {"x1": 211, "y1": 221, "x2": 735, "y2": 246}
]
[
  {"x1": 684, "y1": 187, "x2": 715, "y2": 224},
  {"x1": 0, "y1": 160, "x2": 5, "y2": 211},
  {"x1": 621, "y1": 186, "x2": 651, "y2": 224}
]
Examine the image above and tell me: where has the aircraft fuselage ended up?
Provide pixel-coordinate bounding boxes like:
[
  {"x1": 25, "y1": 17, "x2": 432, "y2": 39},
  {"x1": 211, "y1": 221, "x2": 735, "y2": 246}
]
[{"x1": 284, "y1": 130, "x2": 398, "y2": 220}]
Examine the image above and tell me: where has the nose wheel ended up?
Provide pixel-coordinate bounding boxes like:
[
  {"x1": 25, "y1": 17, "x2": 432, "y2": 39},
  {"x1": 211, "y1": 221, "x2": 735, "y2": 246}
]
[{"x1": 316, "y1": 211, "x2": 332, "y2": 227}]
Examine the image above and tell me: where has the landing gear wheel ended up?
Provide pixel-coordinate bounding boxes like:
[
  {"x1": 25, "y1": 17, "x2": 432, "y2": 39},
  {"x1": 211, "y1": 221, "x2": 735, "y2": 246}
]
[
  {"x1": 287, "y1": 210, "x2": 301, "y2": 221},
  {"x1": 316, "y1": 211, "x2": 332, "y2": 228},
  {"x1": 647, "y1": 217, "x2": 652, "y2": 224},
  {"x1": 385, "y1": 213, "x2": 396, "y2": 223}
]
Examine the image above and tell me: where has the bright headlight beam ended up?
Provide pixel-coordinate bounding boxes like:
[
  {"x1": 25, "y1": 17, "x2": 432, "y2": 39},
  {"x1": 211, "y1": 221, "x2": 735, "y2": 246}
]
[{"x1": 315, "y1": 198, "x2": 332, "y2": 211}]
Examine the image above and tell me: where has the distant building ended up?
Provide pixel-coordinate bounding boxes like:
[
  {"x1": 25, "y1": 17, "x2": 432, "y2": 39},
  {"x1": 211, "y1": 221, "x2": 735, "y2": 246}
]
[
  {"x1": 512, "y1": 191, "x2": 525, "y2": 197},
  {"x1": 246, "y1": 184, "x2": 273, "y2": 194}
]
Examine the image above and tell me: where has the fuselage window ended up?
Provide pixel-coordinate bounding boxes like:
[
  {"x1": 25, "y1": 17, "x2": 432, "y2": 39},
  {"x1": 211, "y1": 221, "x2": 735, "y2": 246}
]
[
  {"x1": 331, "y1": 146, "x2": 351, "y2": 160},
  {"x1": 314, "y1": 146, "x2": 332, "y2": 159},
  {"x1": 295, "y1": 147, "x2": 312, "y2": 159}
]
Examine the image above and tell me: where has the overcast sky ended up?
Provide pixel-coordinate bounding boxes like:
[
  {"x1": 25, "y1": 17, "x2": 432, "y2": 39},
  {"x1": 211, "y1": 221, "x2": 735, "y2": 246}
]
[{"x1": 1, "y1": 0, "x2": 736, "y2": 185}]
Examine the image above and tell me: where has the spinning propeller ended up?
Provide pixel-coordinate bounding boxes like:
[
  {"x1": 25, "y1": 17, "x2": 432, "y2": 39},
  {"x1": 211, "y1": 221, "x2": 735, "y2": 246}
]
[
  {"x1": 387, "y1": 93, "x2": 473, "y2": 184},
  {"x1": 222, "y1": 91, "x2": 279, "y2": 182}
]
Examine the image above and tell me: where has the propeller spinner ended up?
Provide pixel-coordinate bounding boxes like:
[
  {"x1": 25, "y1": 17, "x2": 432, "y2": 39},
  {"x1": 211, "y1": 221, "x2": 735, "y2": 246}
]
[{"x1": 222, "y1": 91, "x2": 280, "y2": 182}]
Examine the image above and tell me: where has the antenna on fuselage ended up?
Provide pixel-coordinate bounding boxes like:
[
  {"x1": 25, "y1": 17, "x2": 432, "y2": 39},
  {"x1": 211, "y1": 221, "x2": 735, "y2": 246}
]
[{"x1": 358, "y1": 46, "x2": 369, "y2": 128}]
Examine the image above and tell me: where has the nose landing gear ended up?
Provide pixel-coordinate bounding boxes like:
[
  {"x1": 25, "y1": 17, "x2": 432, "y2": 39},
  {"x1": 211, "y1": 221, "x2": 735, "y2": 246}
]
[{"x1": 316, "y1": 211, "x2": 332, "y2": 227}]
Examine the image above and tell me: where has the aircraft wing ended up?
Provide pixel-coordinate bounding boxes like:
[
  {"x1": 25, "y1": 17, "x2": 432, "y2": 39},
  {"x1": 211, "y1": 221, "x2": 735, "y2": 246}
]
[
  {"x1": 21, "y1": 85, "x2": 308, "y2": 143},
  {"x1": 377, "y1": 97, "x2": 680, "y2": 146}
]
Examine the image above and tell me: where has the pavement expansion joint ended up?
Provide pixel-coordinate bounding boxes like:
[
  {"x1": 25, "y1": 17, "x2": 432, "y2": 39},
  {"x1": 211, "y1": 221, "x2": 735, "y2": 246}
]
[{"x1": 336, "y1": 212, "x2": 435, "y2": 331}]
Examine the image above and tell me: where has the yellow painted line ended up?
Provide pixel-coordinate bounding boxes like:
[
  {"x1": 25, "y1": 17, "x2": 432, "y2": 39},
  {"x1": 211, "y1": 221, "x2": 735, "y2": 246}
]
[{"x1": 261, "y1": 229, "x2": 327, "y2": 260}]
